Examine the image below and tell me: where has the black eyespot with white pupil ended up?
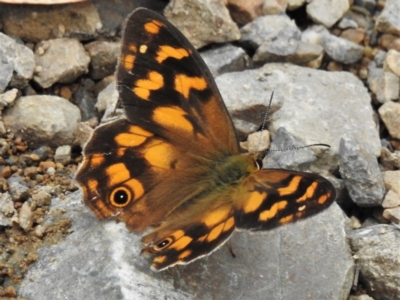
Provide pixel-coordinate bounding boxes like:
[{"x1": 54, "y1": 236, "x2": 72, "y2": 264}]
[
  {"x1": 155, "y1": 238, "x2": 172, "y2": 250},
  {"x1": 110, "y1": 187, "x2": 132, "y2": 208}
]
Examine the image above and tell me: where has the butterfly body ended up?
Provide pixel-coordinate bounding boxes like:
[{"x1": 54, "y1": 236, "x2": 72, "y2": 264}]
[{"x1": 75, "y1": 8, "x2": 336, "y2": 271}]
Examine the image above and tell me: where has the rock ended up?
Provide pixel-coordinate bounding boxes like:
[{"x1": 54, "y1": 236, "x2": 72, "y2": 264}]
[
  {"x1": 379, "y1": 101, "x2": 400, "y2": 139},
  {"x1": 32, "y1": 145, "x2": 52, "y2": 161},
  {"x1": 163, "y1": 0, "x2": 240, "y2": 49},
  {"x1": 54, "y1": 145, "x2": 71, "y2": 166},
  {"x1": 348, "y1": 295, "x2": 375, "y2": 300},
  {"x1": 19, "y1": 191, "x2": 354, "y2": 300},
  {"x1": 301, "y1": 25, "x2": 364, "y2": 64},
  {"x1": 348, "y1": 224, "x2": 400, "y2": 299},
  {"x1": 215, "y1": 63, "x2": 381, "y2": 164},
  {"x1": 338, "y1": 138, "x2": 385, "y2": 207},
  {"x1": 263, "y1": 0, "x2": 287, "y2": 14},
  {"x1": 85, "y1": 41, "x2": 120, "y2": 80},
  {"x1": 264, "y1": 127, "x2": 317, "y2": 170},
  {"x1": 286, "y1": 41, "x2": 324, "y2": 65},
  {"x1": 4, "y1": 286, "x2": 17, "y2": 298},
  {"x1": 3, "y1": 95, "x2": 81, "y2": 147},
  {"x1": 301, "y1": 24, "x2": 327, "y2": 45},
  {"x1": 338, "y1": 17, "x2": 358, "y2": 30},
  {"x1": 0, "y1": 88, "x2": 18, "y2": 107},
  {"x1": 340, "y1": 28, "x2": 365, "y2": 44},
  {"x1": 8, "y1": 181, "x2": 29, "y2": 202},
  {"x1": 72, "y1": 86, "x2": 97, "y2": 122},
  {"x1": 382, "y1": 207, "x2": 400, "y2": 223},
  {"x1": 380, "y1": 147, "x2": 400, "y2": 170},
  {"x1": 19, "y1": 201, "x2": 33, "y2": 231},
  {"x1": 322, "y1": 33, "x2": 364, "y2": 64},
  {"x1": 0, "y1": 33, "x2": 35, "y2": 88},
  {"x1": 382, "y1": 190, "x2": 400, "y2": 209},
  {"x1": 31, "y1": 190, "x2": 52, "y2": 207},
  {"x1": 354, "y1": 0, "x2": 376, "y2": 14},
  {"x1": 378, "y1": 33, "x2": 400, "y2": 51},
  {"x1": 0, "y1": 61, "x2": 13, "y2": 93},
  {"x1": 96, "y1": 81, "x2": 121, "y2": 122},
  {"x1": 201, "y1": 44, "x2": 251, "y2": 77},
  {"x1": 245, "y1": 130, "x2": 270, "y2": 153},
  {"x1": 376, "y1": 0, "x2": 400, "y2": 36},
  {"x1": 384, "y1": 49, "x2": 400, "y2": 76},
  {"x1": 240, "y1": 14, "x2": 301, "y2": 51},
  {"x1": 0, "y1": 2, "x2": 102, "y2": 42},
  {"x1": 367, "y1": 66, "x2": 399, "y2": 103},
  {"x1": 306, "y1": 0, "x2": 349, "y2": 28},
  {"x1": 92, "y1": 0, "x2": 167, "y2": 34},
  {"x1": 383, "y1": 170, "x2": 400, "y2": 197},
  {"x1": 287, "y1": 0, "x2": 306, "y2": 10},
  {"x1": 226, "y1": 0, "x2": 266, "y2": 26},
  {"x1": 0, "y1": 193, "x2": 17, "y2": 227},
  {"x1": 74, "y1": 122, "x2": 94, "y2": 148},
  {"x1": 34, "y1": 38, "x2": 90, "y2": 88}
]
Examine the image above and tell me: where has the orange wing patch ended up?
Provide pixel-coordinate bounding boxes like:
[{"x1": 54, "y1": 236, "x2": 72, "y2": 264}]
[
  {"x1": 152, "y1": 106, "x2": 194, "y2": 134},
  {"x1": 277, "y1": 176, "x2": 302, "y2": 196},
  {"x1": 106, "y1": 163, "x2": 130, "y2": 186},
  {"x1": 202, "y1": 206, "x2": 232, "y2": 228},
  {"x1": 241, "y1": 191, "x2": 266, "y2": 213},
  {"x1": 122, "y1": 54, "x2": 135, "y2": 71},
  {"x1": 259, "y1": 201, "x2": 288, "y2": 222},
  {"x1": 156, "y1": 45, "x2": 189, "y2": 63},
  {"x1": 174, "y1": 74, "x2": 207, "y2": 99},
  {"x1": 114, "y1": 125, "x2": 153, "y2": 148},
  {"x1": 170, "y1": 236, "x2": 193, "y2": 251},
  {"x1": 90, "y1": 155, "x2": 105, "y2": 168},
  {"x1": 134, "y1": 71, "x2": 164, "y2": 100},
  {"x1": 144, "y1": 19, "x2": 164, "y2": 34},
  {"x1": 279, "y1": 215, "x2": 294, "y2": 225},
  {"x1": 142, "y1": 139, "x2": 180, "y2": 169},
  {"x1": 296, "y1": 182, "x2": 318, "y2": 203}
]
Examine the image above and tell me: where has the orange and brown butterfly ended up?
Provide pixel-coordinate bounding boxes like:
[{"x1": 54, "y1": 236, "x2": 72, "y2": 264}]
[{"x1": 75, "y1": 8, "x2": 336, "y2": 271}]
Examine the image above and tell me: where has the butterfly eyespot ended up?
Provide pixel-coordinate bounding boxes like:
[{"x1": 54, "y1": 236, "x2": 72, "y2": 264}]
[
  {"x1": 154, "y1": 238, "x2": 172, "y2": 251},
  {"x1": 110, "y1": 187, "x2": 132, "y2": 208}
]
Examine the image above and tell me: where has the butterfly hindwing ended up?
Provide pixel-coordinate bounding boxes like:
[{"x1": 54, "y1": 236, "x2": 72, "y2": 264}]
[
  {"x1": 141, "y1": 192, "x2": 236, "y2": 271},
  {"x1": 234, "y1": 169, "x2": 336, "y2": 231}
]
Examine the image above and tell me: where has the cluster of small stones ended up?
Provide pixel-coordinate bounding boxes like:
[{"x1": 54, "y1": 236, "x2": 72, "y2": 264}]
[{"x1": 0, "y1": 0, "x2": 399, "y2": 299}]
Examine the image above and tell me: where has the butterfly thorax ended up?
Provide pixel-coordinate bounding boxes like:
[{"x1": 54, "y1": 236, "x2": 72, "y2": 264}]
[{"x1": 209, "y1": 154, "x2": 258, "y2": 189}]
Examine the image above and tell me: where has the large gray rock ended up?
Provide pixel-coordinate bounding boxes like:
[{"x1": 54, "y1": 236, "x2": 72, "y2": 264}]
[
  {"x1": 18, "y1": 191, "x2": 354, "y2": 300},
  {"x1": 216, "y1": 63, "x2": 381, "y2": 168},
  {"x1": 376, "y1": 0, "x2": 400, "y2": 35},
  {"x1": 306, "y1": 0, "x2": 349, "y2": 28},
  {"x1": 0, "y1": 2, "x2": 102, "y2": 42},
  {"x1": 3, "y1": 95, "x2": 81, "y2": 147},
  {"x1": 338, "y1": 138, "x2": 385, "y2": 207},
  {"x1": 348, "y1": 225, "x2": 400, "y2": 300},
  {"x1": 0, "y1": 33, "x2": 35, "y2": 88},
  {"x1": 163, "y1": 0, "x2": 240, "y2": 49},
  {"x1": 34, "y1": 38, "x2": 90, "y2": 88}
]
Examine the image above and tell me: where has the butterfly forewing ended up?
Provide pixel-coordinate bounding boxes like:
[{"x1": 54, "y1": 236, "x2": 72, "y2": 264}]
[{"x1": 117, "y1": 8, "x2": 239, "y2": 157}]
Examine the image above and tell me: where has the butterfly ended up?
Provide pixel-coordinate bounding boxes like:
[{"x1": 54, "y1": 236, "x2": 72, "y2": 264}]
[{"x1": 75, "y1": 8, "x2": 336, "y2": 271}]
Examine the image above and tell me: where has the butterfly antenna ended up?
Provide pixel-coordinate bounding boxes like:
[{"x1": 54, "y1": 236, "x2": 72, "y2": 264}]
[
  {"x1": 262, "y1": 143, "x2": 331, "y2": 157},
  {"x1": 257, "y1": 92, "x2": 274, "y2": 151}
]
